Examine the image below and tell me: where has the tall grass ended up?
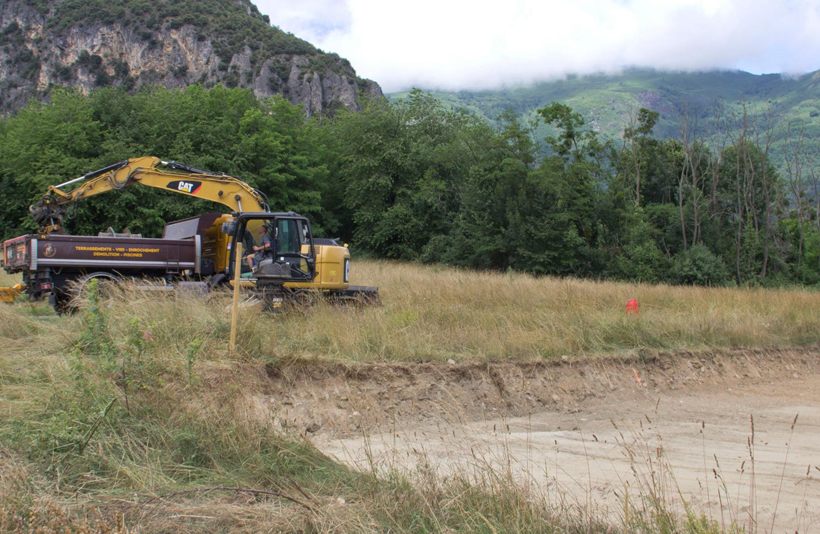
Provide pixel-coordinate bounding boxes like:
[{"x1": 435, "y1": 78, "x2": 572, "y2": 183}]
[
  {"x1": 5, "y1": 260, "x2": 820, "y2": 363},
  {"x1": 278, "y1": 261, "x2": 820, "y2": 362},
  {"x1": 0, "y1": 270, "x2": 20, "y2": 287}
]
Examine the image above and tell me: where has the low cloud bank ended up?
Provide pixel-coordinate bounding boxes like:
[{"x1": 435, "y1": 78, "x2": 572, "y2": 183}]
[{"x1": 256, "y1": 0, "x2": 820, "y2": 92}]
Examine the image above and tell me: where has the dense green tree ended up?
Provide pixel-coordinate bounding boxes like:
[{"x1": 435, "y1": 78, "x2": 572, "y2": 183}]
[
  {"x1": 613, "y1": 208, "x2": 671, "y2": 283},
  {"x1": 538, "y1": 103, "x2": 592, "y2": 160},
  {"x1": 0, "y1": 85, "x2": 334, "y2": 238},
  {"x1": 329, "y1": 90, "x2": 479, "y2": 259},
  {"x1": 425, "y1": 112, "x2": 538, "y2": 269},
  {"x1": 671, "y1": 244, "x2": 730, "y2": 286}
]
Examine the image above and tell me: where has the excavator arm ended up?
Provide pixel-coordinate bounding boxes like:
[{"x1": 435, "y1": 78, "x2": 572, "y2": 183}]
[{"x1": 30, "y1": 156, "x2": 271, "y2": 233}]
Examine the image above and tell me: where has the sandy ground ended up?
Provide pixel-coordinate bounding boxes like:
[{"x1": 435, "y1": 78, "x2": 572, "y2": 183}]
[{"x1": 289, "y1": 352, "x2": 820, "y2": 532}]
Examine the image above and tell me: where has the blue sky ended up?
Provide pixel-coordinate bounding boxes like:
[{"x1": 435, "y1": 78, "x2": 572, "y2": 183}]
[{"x1": 253, "y1": 0, "x2": 820, "y2": 92}]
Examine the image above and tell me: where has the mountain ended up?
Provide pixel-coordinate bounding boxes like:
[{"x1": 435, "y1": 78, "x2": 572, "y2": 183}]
[
  {"x1": 389, "y1": 69, "x2": 820, "y2": 170},
  {"x1": 0, "y1": 0, "x2": 382, "y2": 115}
]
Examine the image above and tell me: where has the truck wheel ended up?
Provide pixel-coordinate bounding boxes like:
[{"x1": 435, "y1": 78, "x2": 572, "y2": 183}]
[{"x1": 63, "y1": 272, "x2": 122, "y2": 312}]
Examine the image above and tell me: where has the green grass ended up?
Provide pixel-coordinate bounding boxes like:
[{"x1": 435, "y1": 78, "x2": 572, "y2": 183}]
[{"x1": 0, "y1": 306, "x2": 701, "y2": 532}]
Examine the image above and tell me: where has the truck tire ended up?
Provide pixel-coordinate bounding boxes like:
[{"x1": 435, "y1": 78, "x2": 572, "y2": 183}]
[{"x1": 58, "y1": 272, "x2": 121, "y2": 313}]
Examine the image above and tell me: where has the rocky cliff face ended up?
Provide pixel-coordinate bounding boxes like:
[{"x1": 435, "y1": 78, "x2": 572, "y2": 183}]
[{"x1": 0, "y1": 0, "x2": 382, "y2": 115}]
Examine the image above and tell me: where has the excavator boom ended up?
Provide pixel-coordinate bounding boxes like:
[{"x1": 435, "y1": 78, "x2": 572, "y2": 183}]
[{"x1": 31, "y1": 156, "x2": 270, "y2": 232}]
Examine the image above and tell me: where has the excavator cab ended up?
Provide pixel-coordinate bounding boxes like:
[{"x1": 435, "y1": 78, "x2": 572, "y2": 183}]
[{"x1": 226, "y1": 213, "x2": 316, "y2": 283}]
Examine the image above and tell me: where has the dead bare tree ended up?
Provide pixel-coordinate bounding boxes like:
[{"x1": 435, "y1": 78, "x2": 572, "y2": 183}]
[
  {"x1": 622, "y1": 105, "x2": 659, "y2": 207},
  {"x1": 810, "y1": 153, "x2": 820, "y2": 275},
  {"x1": 676, "y1": 105, "x2": 693, "y2": 251},
  {"x1": 783, "y1": 120, "x2": 807, "y2": 278},
  {"x1": 622, "y1": 106, "x2": 641, "y2": 207},
  {"x1": 749, "y1": 104, "x2": 782, "y2": 279},
  {"x1": 707, "y1": 100, "x2": 728, "y2": 215},
  {"x1": 676, "y1": 102, "x2": 724, "y2": 249},
  {"x1": 725, "y1": 104, "x2": 752, "y2": 284}
]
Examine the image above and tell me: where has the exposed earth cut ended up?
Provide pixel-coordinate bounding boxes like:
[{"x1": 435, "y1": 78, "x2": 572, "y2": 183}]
[{"x1": 246, "y1": 348, "x2": 820, "y2": 531}]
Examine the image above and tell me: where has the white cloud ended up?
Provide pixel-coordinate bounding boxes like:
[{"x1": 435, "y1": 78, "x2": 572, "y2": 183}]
[
  {"x1": 253, "y1": 0, "x2": 820, "y2": 92},
  {"x1": 261, "y1": 0, "x2": 352, "y2": 39}
]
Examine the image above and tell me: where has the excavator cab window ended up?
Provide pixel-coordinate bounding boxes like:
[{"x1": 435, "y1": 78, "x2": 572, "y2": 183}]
[
  {"x1": 275, "y1": 219, "x2": 300, "y2": 255},
  {"x1": 273, "y1": 218, "x2": 314, "y2": 279}
]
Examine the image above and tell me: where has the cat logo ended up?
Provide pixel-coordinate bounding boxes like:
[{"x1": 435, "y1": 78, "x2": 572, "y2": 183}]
[
  {"x1": 166, "y1": 180, "x2": 202, "y2": 195},
  {"x1": 44, "y1": 244, "x2": 56, "y2": 257}
]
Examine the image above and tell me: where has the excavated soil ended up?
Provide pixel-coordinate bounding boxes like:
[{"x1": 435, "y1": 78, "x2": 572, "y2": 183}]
[
  {"x1": 245, "y1": 348, "x2": 820, "y2": 531},
  {"x1": 254, "y1": 348, "x2": 817, "y2": 438}
]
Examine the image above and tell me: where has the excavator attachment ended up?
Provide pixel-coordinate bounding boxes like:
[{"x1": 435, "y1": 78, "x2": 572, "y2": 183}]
[{"x1": 0, "y1": 284, "x2": 23, "y2": 303}]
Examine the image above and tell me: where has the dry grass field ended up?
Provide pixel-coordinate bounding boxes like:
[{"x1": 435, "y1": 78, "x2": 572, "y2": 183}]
[
  {"x1": 285, "y1": 260, "x2": 820, "y2": 362},
  {"x1": 5, "y1": 260, "x2": 820, "y2": 364}
]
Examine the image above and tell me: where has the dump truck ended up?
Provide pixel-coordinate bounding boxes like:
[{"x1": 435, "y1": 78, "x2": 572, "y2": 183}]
[{"x1": 2, "y1": 157, "x2": 377, "y2": 311}]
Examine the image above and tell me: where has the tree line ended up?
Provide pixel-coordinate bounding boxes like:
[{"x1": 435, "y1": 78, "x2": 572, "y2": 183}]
[{"x1": 1, "y1": 85, "x2": 818, "y2": 286}]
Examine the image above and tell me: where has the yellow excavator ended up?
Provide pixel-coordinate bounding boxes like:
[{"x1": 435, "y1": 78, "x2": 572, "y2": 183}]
[{"x1": 2, "y1": 156, "x2": 377, "y2": 310}]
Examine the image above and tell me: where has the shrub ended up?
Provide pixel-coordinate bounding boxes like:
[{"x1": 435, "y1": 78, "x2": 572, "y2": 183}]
[
  {"x1": 672, "y1": 244, "x2": 730, "y2": 286},
  {"x1": 54, "y1": 64, "x2": 74, "y2": 81},
  {"x1": 113, "y1": 60, "x2": 129, "y2": 78},
  {"x1": 94, "y1": 70, "x2": 111, "y2": 87}
]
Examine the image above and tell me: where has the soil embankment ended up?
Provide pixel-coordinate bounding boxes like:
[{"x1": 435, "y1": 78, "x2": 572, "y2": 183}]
[
  {"x1": 257, "y1": 348, "x2": 816, "y2": 439},
  {"x1": 253, "y1": 348, "x2": 820, "y2": 531}
]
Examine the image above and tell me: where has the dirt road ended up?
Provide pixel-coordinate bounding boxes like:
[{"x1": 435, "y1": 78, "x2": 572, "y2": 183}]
[{"x1": 293, "y1": 352, "x2": 820, "y2": 532}]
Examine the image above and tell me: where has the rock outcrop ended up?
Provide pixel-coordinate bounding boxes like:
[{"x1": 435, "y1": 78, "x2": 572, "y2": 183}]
[{"x1": 0, "y1": 0, "x2": 382, "y2": 115}]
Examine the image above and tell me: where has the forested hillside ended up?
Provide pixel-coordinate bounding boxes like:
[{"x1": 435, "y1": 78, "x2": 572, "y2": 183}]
[
  {"x1": 0, "y1": 0, "x2": 382, "y2": 114},
  {"x1": 390, "y1": 69, "x2": 820, "y2": 172},
  {"x1": 2, "y1": 85, "x2": 818, "y2": 287}
]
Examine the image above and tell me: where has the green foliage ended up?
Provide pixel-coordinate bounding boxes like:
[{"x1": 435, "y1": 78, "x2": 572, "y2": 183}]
[
  {"x1": 538, "y1": 102, "x2": 594, "y2": 159},
  {"x1": 506, "y1": 157, "x2": 592, "y2": 275},
  {"x1": 615, "y1": 208, "x2": 671, "y2": 283},
  {"x1": 0, "y1": 22, "x2": 25, "y2": 46},
  {"x1": 672, "y1": 245, "x2": 730, "y2": 286},
  {"x1": 330, "y1": 90, "x2": 476, "y2": 259},
  {"x1": 7, "y1": 45, "x2": 41, "y2": 80},
  {"x1": 0, "y1": 85, "x2": 334, "y2": 239}
]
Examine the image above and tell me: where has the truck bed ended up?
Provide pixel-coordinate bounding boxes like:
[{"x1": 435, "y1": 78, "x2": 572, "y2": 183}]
[{"x1": 3, "y1": 233, "x2": 200, "y2": 275}]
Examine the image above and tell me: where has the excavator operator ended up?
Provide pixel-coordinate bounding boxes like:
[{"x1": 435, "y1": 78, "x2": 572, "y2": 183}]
[{"x1": 245, "y1": 224, "x2": 272, "y2": 270}]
